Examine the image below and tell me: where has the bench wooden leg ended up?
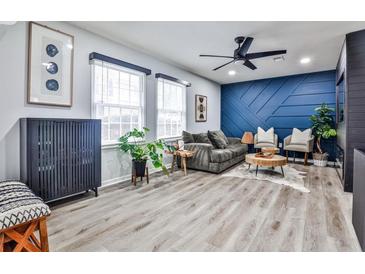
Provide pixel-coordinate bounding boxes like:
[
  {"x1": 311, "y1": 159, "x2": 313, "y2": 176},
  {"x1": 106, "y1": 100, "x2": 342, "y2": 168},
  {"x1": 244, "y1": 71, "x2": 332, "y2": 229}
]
[
  {"x1": 0, "y1": 217, "x2": 49, "y2": 252},
  {"x1": 39, "y1": 218, "x2": 49, "y2": 252},
  {"x1": 0, "y1": 233, "x2": 4, "y2": 252}
]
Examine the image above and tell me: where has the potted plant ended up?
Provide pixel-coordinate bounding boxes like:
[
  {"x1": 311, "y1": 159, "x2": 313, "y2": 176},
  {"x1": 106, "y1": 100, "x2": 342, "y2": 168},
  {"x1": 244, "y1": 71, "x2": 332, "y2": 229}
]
[
  {"x1": 309, "y1": 103, "x2": 337, "y2": 167},
  {"x1": 119, "y1": 127, "x2": 175, "y2": 178}
]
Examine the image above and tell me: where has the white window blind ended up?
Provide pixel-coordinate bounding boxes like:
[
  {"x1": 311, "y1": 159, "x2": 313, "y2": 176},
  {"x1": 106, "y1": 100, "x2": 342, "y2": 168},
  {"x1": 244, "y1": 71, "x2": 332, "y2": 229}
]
[
  {"x1": 157, "y1": 78, "x2": 186, "y2": 139},
  {"x1": 91, "y1": 59, "x2": 146, "y2": 144}
]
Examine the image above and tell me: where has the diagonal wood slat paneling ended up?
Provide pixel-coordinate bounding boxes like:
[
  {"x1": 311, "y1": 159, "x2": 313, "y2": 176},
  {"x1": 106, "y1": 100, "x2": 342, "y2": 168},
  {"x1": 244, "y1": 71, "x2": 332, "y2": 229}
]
[{"x1": 221, "y1": 70, "x2": 336, "y2": 159}]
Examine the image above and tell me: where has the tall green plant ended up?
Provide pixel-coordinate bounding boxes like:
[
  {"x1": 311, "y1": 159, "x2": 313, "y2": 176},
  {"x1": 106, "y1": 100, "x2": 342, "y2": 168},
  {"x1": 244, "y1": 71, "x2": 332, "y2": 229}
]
[
  {"x1": 309, "y1": 103, "x2": 337, "y2": 154},
  {"x1": 119, "y1": 127, "x2": 175, "y2": 175}
]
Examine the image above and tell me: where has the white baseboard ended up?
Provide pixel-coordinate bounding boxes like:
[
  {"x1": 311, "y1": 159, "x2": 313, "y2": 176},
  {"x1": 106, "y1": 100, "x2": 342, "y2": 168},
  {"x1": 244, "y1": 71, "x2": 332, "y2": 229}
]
[{"x1": 101, "y1": 163, "x2": 172, "y2": 188}]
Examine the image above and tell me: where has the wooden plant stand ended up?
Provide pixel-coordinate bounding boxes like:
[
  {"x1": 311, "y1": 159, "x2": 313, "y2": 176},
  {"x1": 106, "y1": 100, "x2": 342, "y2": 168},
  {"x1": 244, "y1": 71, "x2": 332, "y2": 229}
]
[
  {"x1": 0, "y1": 216, "x2": 49, "y2": 252},
  {"x1": 131, "y1": 166, "x2": 149, "y2": 186}
]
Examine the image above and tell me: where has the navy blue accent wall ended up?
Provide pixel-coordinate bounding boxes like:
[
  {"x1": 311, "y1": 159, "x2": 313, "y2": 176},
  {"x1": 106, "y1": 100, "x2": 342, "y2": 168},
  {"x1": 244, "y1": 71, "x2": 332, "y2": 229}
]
[{"x1": 221, "y1": 70, "x2": 336, "y2": 159}]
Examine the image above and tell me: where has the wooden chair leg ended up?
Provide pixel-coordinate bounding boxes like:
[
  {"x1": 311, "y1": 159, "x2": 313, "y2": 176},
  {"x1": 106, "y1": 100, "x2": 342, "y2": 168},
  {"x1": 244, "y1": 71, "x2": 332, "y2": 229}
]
[
  {"x1": 304, "y1": 152, "x2": 308, "y2": 166},
  {"x1": 286, "y1": 150, "x2": 288, "y2": 162},
  {"x1": 39, "y1": 218, "x2": 49, "y2": 252}
]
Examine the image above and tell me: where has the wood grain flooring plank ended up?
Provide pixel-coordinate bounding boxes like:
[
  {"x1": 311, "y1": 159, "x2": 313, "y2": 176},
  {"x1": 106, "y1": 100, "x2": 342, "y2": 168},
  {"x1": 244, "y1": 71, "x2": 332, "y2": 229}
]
[{"x1": 47, "y1": 164, "x2": 360, "y2": 252}]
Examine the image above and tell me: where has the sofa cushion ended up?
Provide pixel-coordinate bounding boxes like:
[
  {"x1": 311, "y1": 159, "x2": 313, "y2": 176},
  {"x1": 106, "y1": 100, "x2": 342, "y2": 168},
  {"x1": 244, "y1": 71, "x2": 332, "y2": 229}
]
[
  {"x1": 192, "y1": 133, "x2": 212, "y2": 144},
  {"x1": 0, "y1": 181, "x2": 51, "y2": 230},
  {"x1": 257, "y1": 127, "x2": 274, "y2": 144},
  {"x1": 208, "y1": 130, "x2": 228, "y2": 149},
  {"x1": 182, "y1": 130, "x2": 195, "y2": 143},
  {"x1": 210, "y1": 149, "x2": 233, "y2": 163},
  {"x1": 291, "y1": 128, "x2": 312, "y2": 145},
  {"x1": 227, "y1": 144, "x2": 247, "y2": 157}
]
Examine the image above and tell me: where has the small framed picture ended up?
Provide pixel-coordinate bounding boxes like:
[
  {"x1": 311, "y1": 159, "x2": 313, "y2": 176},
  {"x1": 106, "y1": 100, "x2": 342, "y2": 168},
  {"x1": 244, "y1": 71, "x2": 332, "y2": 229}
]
[
  {"x1": 195, "y1": 94, "x2": 207, "y2": 122},
  {"x1": 28, "y1": 22, "x2": 74, "y2": 107}
]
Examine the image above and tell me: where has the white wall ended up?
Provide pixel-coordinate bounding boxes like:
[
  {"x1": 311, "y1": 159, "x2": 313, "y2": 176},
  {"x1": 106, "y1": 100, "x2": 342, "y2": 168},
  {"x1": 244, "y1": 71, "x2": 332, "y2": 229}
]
[{"x1": 0, "y1": 21, "x2": 221, "y2": 184}]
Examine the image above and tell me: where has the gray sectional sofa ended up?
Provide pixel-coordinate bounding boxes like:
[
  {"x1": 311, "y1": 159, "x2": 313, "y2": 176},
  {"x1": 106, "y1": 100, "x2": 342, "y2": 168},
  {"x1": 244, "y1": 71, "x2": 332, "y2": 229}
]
[{"x1": 182, "y1": 130, "x2": 248, "y2": 173}]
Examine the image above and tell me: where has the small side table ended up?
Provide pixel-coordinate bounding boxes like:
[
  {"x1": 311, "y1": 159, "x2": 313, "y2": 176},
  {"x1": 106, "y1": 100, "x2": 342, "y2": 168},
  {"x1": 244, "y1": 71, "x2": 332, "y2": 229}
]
[{"x1": 169, "y1": 150, "x2": 195, "y2": 176}]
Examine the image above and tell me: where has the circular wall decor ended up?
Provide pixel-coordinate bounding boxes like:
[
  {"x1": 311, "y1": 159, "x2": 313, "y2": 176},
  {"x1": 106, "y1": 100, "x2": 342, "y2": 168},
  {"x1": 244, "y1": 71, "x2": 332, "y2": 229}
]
[
  {"x1": 46, "y1": 79, "x2": 59, "y2": 91},
  {"x1": 46, "y1": 62, "x2": 58, "y2": 74},
  {"x1": 46, "y1": 44, "x2": 59, "y2": 57}
]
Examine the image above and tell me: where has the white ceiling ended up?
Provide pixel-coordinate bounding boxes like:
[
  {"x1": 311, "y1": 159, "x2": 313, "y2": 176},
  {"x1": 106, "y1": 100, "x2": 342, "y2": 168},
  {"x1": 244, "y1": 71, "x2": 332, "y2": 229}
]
[{"x1": 70, "y1": 21, "x2": 365, "y2": 84}]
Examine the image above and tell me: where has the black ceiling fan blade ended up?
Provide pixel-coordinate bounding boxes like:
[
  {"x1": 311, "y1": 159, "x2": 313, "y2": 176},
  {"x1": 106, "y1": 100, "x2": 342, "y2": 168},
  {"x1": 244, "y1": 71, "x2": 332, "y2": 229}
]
[
  {"x1": 238, "y1": 37, "x2": 254, "y2": 56},
  {"x1": 245, "y1": 50, "x2": 287, "y2": 60},
  {"x1": 200, "y1": 54, "x2": 234, "y2": 58},
  {"x1": 243, "y1": 60, "x2": 257, "y2": 70},
  {"x1": 213, "y1": 60, "x2": 236, "y2": 71}
]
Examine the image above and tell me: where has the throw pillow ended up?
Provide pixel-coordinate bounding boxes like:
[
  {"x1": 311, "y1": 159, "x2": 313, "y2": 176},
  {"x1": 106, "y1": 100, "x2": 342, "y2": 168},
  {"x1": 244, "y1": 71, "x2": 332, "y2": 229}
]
[
  {"x1": 208, "y1": 130, "x2": 229, "y2": 149},
  {"x1": 182, "y1": 130, "x2": 194, "y2": 143},
  {"x1": 291, "y1": 128, "x2": 312, "y2": 145},
  {"x1": 257, "y1": 127, "x2": 275, "y2": 144},
  {"x1": 192, "y1": 133, "x2": 212, "y2": 144}
]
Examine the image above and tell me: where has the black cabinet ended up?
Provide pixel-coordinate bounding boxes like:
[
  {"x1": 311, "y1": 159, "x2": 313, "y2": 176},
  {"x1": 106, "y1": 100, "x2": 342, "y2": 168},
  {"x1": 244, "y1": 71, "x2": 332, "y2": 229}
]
[
  {"x1": 336, "y1": 29, "x2": 365, "y2": 192},
  {"x1": 353, "y1": 149, "x2": 365, "y2": 251},
  {"x1": 20, "y1": 118, "x2": 101, "y2": 202}
]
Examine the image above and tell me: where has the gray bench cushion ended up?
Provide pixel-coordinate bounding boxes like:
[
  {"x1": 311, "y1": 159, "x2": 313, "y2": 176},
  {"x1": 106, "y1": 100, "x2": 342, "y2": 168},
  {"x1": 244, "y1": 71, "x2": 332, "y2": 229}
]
[{"x1": 0, "y1": 181, "x2": 51, "y2": 230}]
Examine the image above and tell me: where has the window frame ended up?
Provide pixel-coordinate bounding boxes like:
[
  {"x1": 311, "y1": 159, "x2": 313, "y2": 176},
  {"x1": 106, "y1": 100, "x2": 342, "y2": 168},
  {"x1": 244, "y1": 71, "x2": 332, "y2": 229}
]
[
  {"x1": 156, "y1": 77, "x2": 187, "y2": 140},
  {"x1": 91, "y1": 60, "x2": 147, "y2": 146}
]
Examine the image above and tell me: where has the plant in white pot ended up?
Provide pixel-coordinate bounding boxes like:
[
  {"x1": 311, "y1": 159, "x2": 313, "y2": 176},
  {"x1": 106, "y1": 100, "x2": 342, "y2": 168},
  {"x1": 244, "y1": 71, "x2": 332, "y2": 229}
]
[{"x1": 309, "y1": 104, "x2": 337, "y2": 167}]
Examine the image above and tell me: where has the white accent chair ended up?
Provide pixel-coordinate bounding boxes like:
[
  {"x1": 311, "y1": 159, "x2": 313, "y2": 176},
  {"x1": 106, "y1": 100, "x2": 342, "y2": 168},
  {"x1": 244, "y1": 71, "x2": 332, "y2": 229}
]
[
  {"x1": 254, "y1": 127, "x2": 278, "y2": 150},
  {"x1": 284, "y1": 128, "x2": 314, "y2": 165}
]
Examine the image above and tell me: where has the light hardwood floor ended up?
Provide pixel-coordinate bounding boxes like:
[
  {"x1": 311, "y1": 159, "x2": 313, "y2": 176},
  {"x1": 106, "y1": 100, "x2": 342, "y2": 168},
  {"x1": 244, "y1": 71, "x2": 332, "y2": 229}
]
[{"x1": 48, "y1": 163, "x2": 361, "y2": 251}]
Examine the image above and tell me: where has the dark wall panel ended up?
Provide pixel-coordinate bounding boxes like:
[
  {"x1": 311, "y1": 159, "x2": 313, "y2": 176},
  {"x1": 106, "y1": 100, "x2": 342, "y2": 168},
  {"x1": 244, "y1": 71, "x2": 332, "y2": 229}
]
[
  {"x1": 343, "y1": 29, "x2": 365, "y2": 192},
  {"x1": 221, "y1": 70, "x2": 336, "y2": 159}
]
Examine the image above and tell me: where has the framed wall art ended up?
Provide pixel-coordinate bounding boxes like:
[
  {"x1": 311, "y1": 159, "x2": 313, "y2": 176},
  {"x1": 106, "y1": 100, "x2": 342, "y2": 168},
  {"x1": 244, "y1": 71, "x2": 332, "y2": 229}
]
[
  {"x1": 27, "y1": 22, "x2": 74, "y2": 107},
  {"x1": 195, "y1": 94, "x2": 207, "y2": 122}
]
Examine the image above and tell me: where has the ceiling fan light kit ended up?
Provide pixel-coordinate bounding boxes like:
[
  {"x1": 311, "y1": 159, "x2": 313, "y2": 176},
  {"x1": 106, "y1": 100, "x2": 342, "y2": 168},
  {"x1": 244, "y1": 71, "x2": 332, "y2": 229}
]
[{"x1": 200, "y1": 36, "x2": 287, "y2": 71}]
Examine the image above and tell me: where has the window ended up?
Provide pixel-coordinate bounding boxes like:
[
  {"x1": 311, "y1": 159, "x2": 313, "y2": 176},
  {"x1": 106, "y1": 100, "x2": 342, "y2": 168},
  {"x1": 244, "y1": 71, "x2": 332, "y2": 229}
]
[
  {"x1": 157, "y1": 78, "x2": 186, "y2": 139},
  {"x1": 91, "y1": 59, "x2": 146, "y2": 144}
]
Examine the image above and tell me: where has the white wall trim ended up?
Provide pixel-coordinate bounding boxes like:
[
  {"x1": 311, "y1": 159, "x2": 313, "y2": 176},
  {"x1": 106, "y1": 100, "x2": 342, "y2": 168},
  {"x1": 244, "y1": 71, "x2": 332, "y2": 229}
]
[{"x1": 101, "y1": 163, "x2": 172, "y2": 188}]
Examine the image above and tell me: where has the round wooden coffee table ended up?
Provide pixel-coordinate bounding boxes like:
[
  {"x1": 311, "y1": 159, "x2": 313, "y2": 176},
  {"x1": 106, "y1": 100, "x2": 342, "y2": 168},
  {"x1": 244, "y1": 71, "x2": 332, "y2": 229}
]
[{"x1": 245, "y1": 153, "x2": 287, "y2": 177}]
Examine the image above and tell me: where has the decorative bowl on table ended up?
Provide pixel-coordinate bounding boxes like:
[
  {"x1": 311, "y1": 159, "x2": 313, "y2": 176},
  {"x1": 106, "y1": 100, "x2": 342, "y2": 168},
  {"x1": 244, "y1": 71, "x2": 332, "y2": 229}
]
[
  {"x1": 255, "y1": 152, "x2": 274, "y2": 158},
  {"x1": 261, "y1": 147, "x2": 279, "y2": 154}
]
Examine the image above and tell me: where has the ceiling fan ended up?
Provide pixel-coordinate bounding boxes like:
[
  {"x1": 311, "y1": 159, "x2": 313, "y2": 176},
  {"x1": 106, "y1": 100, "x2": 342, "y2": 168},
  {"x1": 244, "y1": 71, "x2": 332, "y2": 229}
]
[{"x1": 199, "y1": 36, "x2": 287, "y2": 71}]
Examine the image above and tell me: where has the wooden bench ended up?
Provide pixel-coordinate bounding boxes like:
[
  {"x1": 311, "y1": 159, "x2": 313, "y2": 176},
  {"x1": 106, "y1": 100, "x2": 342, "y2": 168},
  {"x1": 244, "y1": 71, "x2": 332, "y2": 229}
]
[{"x1": 0, "y1": 181, "x2": 51, "y2": 252}]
